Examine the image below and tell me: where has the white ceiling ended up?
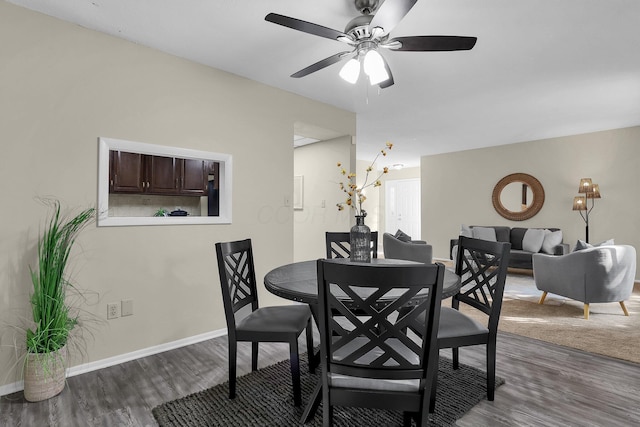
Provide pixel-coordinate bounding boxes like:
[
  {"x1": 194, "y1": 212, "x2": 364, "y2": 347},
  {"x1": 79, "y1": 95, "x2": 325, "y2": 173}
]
[{"x1": 8, "y1": 0, "x2": 640, "y2": 168}]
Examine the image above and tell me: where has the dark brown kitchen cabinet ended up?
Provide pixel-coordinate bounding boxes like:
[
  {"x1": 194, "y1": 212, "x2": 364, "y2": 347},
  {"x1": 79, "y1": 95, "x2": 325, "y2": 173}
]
[
  {"x1": 110, "y1": 151, "x2": 145, "y2": 193},
  {"x1": 109, "y1": 151, "x2": 206, "y2": 196},
  {"x1": 146, "y1": 155, "x2": 179, "y2": 194},
  {"x1": 180, "y1": 158, "x2": 207, "y2": 195}
]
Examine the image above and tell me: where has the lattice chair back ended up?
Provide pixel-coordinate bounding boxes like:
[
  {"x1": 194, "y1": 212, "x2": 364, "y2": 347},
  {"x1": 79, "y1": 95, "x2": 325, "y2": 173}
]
[
  {"x1": 317, "y1": 259, "x2": 444, "y2": 395},
  {"x1": 325, "y1": 231, "x2": 379, "y2": 259},
  {"x1": 216, "y1": 239, "x2": 259, "y2": 333},
  {"x1": 454, "y1": 236, "x2": 511, "y2": 329}
]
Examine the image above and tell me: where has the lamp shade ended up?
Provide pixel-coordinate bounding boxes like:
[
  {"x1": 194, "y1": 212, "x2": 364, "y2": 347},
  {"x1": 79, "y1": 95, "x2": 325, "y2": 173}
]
[
  {"x1": 587, "y1": 183, "x2": 601, "y2": 199},
  {"x1": 572, "y1": 196, "x2": 587, "y2": 210},
  {"x1": 578, "y1": 178, "x2": 593, "y2": 193},
  {"x1": 339, "y1": 58, "x2": 360, "y2": 84}
]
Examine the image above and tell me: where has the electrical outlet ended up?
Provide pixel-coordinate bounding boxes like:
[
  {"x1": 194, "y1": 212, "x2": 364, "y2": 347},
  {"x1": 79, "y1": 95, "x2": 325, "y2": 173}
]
[
  {"x1": 121, "y1": 299, "x2": 133, "y2": 317},
  {"x1": 107, "y1": 302, "x2": 120, "y2": 319}
]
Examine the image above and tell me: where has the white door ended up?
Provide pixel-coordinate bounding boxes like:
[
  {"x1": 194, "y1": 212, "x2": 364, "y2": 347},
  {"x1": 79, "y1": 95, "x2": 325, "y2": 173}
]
[{"x1": 385, "y1": 178, "x2": 421, "y2": 239}]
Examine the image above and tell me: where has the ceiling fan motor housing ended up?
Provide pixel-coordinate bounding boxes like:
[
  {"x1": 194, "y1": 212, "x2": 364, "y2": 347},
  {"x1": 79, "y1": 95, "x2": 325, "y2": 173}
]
[
  {"x1": 354, "y1": 0, "x2": 379, "y2": 15},
  {"x1": 344, "y1": 15, "x2": 374, "y2": 40}
]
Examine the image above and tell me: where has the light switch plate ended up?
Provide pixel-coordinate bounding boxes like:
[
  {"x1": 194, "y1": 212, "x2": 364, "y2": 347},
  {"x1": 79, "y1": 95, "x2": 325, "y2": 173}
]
[{"x1": 121, "y1": 299, "x2": 133, "y2": 317}]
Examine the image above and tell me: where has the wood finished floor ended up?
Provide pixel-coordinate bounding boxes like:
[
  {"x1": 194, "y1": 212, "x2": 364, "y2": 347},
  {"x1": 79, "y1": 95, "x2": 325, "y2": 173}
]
[{"x1": 1, "y1": 331, "x2": 639, "y2": 427}]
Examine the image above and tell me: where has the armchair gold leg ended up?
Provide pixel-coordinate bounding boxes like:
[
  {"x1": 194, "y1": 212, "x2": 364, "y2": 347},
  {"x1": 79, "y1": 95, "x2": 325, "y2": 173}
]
[
  {"x1": 620, "y1": 301, "x2": 630, "y2": 316},
  {"x1": 538, "y1": 292, "x2": 548, "y2": 305},
  {"x1": 584, "y1": 304, "x2": 589, "y2": 320}
]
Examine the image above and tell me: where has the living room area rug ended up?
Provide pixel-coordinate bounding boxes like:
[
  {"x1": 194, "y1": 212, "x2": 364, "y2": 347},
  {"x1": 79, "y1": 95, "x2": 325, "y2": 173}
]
[
  {"x1": 459, "y1": 272, "x2": 640, "y2": 364},
  {"x1": 152, "y1": 354, "x2": 504, "y2": 427}
]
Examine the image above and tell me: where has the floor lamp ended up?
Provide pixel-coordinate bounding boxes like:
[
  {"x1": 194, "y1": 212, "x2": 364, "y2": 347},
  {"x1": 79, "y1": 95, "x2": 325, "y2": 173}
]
[{"x1": 572, "y1": 178, "x2": 601, "y2": 243}]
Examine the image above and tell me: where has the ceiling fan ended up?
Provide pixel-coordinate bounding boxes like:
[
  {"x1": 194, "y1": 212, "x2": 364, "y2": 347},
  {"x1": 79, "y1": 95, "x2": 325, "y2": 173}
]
[{"x1": 265, "y1": 0, "x2": 477, "y2": 88}]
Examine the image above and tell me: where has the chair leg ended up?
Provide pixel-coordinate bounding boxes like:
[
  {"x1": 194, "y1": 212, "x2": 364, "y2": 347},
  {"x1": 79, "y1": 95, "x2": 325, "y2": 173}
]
[
  {"x1": 289, "y1": 338, "x2": 302, "y2": 407},
  {"x1": 228, "y1": 339, "x2": 237, "y2": 399},
  {"x1": 538, "y1": 291, "x2": 548, "y2": 305},
  {"x1": 402, "y1": 412, "x2": 412, "y2": 427},
  {"x1": 620, "y1": 301, "x2": 630, "y2": 316},
  {"x1": 305, "y1": 317, "x2": 315, "y2": 373},
  {"x1": 322, "y1": 385, "x2": 333, "y2": 427},
  {"x1": 251, "y1": 342, "x2": 259, "y2": 371},
  {"x1": 302, "y1": 382, "x2": 322, "y2": 423},
  {"x1": 404, "y1": 411, "x2": 423, "y2": 427},
  {"x1": 452, "y1": 347, "x2": 459, "y2": 369},
  {"x1": 486, "y1": 341, "x2": 496, "y2": 401},
  {"x1": 584, "y1": 304, "x2": 589, "y2": 320},
  {"x1": 418, "y1": 411, "x2": 428, "y2": 427},
  {"x1": 429, "y1": 356, "x2": 439, "y2": 413}
]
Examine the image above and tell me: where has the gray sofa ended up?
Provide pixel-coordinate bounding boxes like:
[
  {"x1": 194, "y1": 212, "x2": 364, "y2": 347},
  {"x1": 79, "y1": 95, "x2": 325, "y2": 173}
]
[
  {"x1": 383, "y1": 232, "x2": 433, "y2": 264},
  {"x1": 450, "y1": 226, "x2": 569, "y2": 270},
  {"x1": 533, "y1": 245, "x2": 637, "y2": 319}
]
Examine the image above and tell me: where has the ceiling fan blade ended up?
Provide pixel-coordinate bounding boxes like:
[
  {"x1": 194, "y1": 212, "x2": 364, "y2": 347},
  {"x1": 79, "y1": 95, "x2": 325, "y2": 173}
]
[
  {"x1": 265, "y1": 13, "x2": 348, "y2": 41},
  {"x1": 291, "y1": 51, "x2": 352, "y2": 78},
  {"x1": 369, "y1": 0, "x2": 418, "y2": 34},
  {"x1": 385, "y1": 35, "x2": 477, "y2": 51}
]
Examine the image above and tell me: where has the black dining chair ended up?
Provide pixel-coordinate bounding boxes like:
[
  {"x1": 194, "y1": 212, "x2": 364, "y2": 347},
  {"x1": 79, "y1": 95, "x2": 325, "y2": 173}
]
[
  {"x1": 325, "y1": 231, "x2": 379, "y2": 323},
  {"x1": 215, "y1": 238, "x2": 314, "y2": 406},
  {"x1": 325, "y1": 231, "x2": 379, "y2": 259},
  {"x1": 316, "y1": 259, "x2": 444, "y2": 426},
  {"x1": 428, "y1": 236, "x2": 511, "y2": 411}
]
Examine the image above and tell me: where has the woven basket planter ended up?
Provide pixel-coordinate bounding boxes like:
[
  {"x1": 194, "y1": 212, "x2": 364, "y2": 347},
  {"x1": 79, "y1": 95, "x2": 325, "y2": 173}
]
[{"x1": 23, "y1": 345, "x2": 67, "y2": 402}]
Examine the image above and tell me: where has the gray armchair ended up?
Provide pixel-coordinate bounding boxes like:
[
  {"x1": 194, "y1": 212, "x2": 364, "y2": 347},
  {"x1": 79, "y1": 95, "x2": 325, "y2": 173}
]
[
  {"x1": 382, "y1": 232, "x2": 433, "y2": 264},
  {"x1": 532, "y1": 245, "x2": 637, "y2": 319}
]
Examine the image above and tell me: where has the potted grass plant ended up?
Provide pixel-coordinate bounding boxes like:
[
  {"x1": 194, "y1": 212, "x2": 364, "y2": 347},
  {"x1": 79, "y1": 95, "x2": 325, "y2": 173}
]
[{"x1": 23, "y1": 200, "x2": 95, "y2": 402}]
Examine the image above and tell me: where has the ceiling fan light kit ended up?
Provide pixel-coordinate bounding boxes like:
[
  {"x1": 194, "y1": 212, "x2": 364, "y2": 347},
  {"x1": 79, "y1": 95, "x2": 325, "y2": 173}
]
[
  {"x1": 265, "y1": 0, "x2": 477, "y2": 89},
  {"x1": 363, "y1": 50, "x2": 389, "y2": 85},
  {"x1": 339, "y1": 42, "x2": 389, "y2": 85},
  {"x1": 339, "y1": 58, "x2": 361, "y2": 83}
]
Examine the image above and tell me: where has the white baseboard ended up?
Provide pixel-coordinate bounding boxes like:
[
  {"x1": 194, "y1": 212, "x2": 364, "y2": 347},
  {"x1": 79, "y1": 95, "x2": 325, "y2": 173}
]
[{"x1": 0, "y1": 328, "x2": 227, "y2": 397}]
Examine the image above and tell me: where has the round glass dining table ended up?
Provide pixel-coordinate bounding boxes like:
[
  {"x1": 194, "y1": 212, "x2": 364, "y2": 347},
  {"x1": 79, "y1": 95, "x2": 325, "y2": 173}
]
[{"x1": 264, "y1": 258, "x2": 461, "y2": 424}]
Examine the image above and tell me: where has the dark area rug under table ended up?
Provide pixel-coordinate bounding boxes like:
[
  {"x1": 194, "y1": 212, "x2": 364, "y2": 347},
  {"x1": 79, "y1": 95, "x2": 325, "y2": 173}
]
[{"x1": 152, "y1": 354, "x2": 504, "y2": 427}]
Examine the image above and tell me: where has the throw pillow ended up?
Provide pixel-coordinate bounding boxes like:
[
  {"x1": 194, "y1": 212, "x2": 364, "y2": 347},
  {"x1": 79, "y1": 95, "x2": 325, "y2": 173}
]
[
  {"x1": 573, "y1": 239, "x2": 591, "y2": 251},
  {"x1": 573, "y1": 238, "x2": 615, "y2": 252},
  {"x1": 460, "y1": 224, "x2": 473, "y2": 237},
  {"x1": 394, "y1": 229, "x2": 412, "y2": 242},
  {"x1": 522, "y1": 228, "x2": 546, "y2": 252},
  {"x1": 472, "y1": 226, "x2": 497, "y2": 242},
  {"x1": 541, "y1": 230, "x2": 563, "y2": 254}
]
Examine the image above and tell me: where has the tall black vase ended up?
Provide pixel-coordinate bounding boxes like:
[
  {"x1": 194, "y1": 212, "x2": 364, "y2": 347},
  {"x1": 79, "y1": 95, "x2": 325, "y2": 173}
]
[{"x1": 350, "y1": 214, "x2": 371, "y2": 263}]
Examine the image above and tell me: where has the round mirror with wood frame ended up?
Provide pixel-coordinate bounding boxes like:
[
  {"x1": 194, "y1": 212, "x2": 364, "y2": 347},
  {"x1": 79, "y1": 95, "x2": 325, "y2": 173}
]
[{"x1": 492, "y1": 173, "x2": 545, "y2": 221}]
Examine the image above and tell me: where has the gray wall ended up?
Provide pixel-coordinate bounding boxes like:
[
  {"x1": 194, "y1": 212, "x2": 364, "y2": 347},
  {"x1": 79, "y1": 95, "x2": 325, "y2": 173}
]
[
  {"x1": 421, "y1": 126, "x2": 640, "y2": 278},
  {"x1": 0, "y1": 2, "x2": 355, "y2": 389}
]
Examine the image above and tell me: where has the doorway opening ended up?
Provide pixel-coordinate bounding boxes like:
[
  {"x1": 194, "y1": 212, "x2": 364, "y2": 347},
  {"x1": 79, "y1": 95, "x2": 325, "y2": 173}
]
[{"x1": 385, "y1": 178, "x2": 421, "y2": 239}]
